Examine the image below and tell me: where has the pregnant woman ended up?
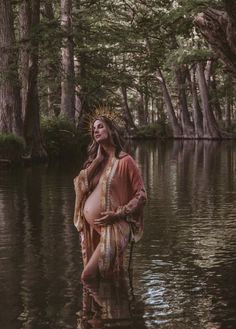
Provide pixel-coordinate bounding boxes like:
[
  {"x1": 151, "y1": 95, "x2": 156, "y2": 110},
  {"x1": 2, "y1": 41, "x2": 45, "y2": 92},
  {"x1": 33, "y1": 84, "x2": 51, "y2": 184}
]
[{"x1": 73, "y1": 113, "x2": 147, "y2": 280}]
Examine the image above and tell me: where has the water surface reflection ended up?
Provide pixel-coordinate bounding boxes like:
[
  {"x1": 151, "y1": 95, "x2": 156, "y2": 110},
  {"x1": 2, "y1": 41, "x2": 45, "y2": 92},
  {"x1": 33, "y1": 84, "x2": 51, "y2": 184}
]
[
  {"x1": 0, "y1": 141, "x2": 236, "y2": 329},
  {"x1": 78, "y1": 275, "x2": 146, "y2": 328},
  {"x1": 133, "y1": 140, "x2": 236, "y2": 329}
]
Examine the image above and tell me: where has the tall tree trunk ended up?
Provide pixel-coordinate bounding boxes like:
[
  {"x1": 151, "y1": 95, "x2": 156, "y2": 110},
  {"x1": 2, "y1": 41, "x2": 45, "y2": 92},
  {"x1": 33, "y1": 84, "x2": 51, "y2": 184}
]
[
  {"x1": 204, "y1": 60, "x2": 213, "y2": 86},
  {"x1": 74, "y1": 55, "x2": 82, "y2": 126},
  {"x1": 225, "y1": 75, "x2": 232, "y2": 129},
  {"x1": 0, "y1": 0, "x2": 22, "y2": 135},
  {"x1": 43, "y1": 1, "x2": 60, "y2": 116},
  {"x1": 19, "y1": 1, "x2": 30, "y2": 120},
  {"x1": 156, "y1": 67, "x2": 182, "y2": 138},
  {"x1": 210, "y1": 73, "x2": 222, "y2": 121},
  {"x1": 136, "y1": 91, "x2": 146, "y2": 126},
  {"x1": 189, "y1": 65, "x2": 203, "y2": 138},
  {"x1": 175, "y1": 66, "x2": 194, "y2": 137},
  {"x1": 197, "y1": 62, "x2": 221, "y2": 138},
  {"x1": 144, "y1": 82, "x2": 149, "y2": 124},
  {"x1": 60, "y1": 0, "x2": 75, "y2": 122},
  {"x1": 121, "y1": 85, "x2": 136, "y2": 129},
  {"x1": 19, "y1": 0, "x2": 47, "y2": 159},
  {"x1": 150, "y1": 96, "x2": 155, "y2": 124},
  {"x1": 226, "y1": 95, "x2": 231, "y2": 129}
]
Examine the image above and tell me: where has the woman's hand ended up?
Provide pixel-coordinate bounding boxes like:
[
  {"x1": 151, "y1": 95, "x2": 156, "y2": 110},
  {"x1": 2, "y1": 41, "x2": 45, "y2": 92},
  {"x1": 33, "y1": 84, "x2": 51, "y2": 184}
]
[
  {"x1": 94, "y1": 211, "x2": 119, "y2": 227},
  {"x1": 94, "y1": 145, "x2": 104, "y2": 164}
]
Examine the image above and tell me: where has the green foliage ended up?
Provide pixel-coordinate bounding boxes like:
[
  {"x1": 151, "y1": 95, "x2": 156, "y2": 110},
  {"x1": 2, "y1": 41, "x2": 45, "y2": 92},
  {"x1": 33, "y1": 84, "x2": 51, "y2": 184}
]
[
  {"x1": 71, "y1": 0, "x2": 222, "y2": 111},
  {"x1": 0, "y1": 134, "x2": 25, "y2": 161},
  {"x1": 167, "y1": 47, "x2": 216, "y2": 66},
  {"x1": 9, "y1": 0, "x2": 233, "y2": 143},
  {"x1": 227, "y1": 121, "x2": 236, "y2": 133},
  {"x1": 41, "y1": 116, "x2": 88, "y2": 159}
]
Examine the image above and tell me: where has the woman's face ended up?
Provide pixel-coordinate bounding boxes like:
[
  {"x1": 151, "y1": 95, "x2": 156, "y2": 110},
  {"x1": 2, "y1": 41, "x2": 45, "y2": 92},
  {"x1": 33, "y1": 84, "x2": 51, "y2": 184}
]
[{"x1": 93, "y1": 119, "x2": 110, "y2": 144}]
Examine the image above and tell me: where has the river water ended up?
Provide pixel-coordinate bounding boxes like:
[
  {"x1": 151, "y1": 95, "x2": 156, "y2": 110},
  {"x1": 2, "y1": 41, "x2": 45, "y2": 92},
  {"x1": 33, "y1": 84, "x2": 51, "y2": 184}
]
[{"x1": 0, "y1": 140, "x2": 236, "y2": 329}]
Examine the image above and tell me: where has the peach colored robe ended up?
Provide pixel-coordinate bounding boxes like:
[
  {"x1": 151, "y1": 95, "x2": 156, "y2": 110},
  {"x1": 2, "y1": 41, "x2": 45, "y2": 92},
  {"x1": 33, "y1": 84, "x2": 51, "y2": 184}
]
[{"x1": 73, "y1": 152, "x2": 147, "y2": 278}]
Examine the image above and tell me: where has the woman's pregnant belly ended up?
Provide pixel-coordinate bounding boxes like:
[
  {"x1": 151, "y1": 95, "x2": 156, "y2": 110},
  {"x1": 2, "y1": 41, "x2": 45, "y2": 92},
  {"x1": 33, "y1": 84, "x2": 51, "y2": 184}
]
[{"x1": 83, "y1": 182, "x2": 102, "y2": 224}]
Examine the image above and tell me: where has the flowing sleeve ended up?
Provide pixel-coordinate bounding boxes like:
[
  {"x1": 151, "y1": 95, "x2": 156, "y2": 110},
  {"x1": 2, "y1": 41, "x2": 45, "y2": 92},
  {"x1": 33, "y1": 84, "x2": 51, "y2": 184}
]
[
  {"x1": 73, "y1": 168, "x2": 89, "y2": 231},
  {"x1": 115, "y1": 156, "x2": 147, "y2": 241}
]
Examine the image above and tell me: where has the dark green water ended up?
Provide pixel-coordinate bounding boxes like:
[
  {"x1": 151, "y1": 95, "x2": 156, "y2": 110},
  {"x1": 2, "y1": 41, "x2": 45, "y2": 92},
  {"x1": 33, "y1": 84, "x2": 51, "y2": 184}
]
[{"x1": 1, "y1": 140, "x2": 236, "y2": 329}]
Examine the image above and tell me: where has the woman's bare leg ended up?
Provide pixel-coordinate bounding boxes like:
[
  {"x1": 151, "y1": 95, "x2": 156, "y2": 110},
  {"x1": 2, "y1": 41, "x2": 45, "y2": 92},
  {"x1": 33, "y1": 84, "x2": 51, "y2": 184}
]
[{"x1": 81, "y1": 242, "x2": 101, "y2": 281}]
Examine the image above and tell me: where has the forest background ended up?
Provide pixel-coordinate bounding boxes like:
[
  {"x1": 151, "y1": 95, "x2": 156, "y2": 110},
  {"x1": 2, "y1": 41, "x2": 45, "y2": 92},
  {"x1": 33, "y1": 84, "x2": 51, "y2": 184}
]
[{"x1": 1, "y1": 0, "x2": 236, "y2": 162}]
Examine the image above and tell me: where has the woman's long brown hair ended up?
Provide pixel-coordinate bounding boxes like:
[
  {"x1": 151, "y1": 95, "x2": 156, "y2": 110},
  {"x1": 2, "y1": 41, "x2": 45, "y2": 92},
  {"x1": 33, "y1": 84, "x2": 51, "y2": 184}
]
[{"x1": 83, "y1": 116, "x2": 127, "y2": 169}]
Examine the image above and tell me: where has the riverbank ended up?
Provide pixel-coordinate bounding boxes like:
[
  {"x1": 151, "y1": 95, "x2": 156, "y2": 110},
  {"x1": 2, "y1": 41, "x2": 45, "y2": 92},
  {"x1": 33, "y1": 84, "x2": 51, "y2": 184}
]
[
  {"x1": 1, "y1": 118, "x2": 236, "y2": 167},
  {"x1": 0, "y1": 119, "x2": 170, "y2": 167}
]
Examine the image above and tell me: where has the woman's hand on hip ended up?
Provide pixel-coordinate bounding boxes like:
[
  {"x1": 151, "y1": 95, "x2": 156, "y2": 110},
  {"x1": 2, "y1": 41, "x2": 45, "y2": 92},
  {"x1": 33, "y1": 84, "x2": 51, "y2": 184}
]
[{"x1": 94, "y1": 211, "x2": 119, "y2": 226}]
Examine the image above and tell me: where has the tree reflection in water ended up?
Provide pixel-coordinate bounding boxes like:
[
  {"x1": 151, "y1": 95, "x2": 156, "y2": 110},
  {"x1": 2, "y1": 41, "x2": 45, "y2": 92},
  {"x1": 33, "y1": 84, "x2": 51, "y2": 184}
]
[
  {"x1": 1, "y1": 141, "x2": 236, "y2": 328},
  {"x1": 77, "y1": 273, "x2": 147, "y2": 329}
]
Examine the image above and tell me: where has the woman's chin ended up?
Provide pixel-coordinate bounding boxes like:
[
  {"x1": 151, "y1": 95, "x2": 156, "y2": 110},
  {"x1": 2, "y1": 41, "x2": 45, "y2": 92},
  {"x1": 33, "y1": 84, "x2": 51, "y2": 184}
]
[
  {"x1": 96, "y1": 139, "x2": 102, "y2": 144},
  {"x1": 97, "y1": 139, "x2": 106, "y2": 144}
]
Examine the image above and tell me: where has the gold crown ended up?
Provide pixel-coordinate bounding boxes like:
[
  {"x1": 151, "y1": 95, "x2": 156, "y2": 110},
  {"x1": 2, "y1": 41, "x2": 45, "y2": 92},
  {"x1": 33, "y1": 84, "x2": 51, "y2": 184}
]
[{"x1": 82, "y1": 105, "x2": 124, "y2": 135}]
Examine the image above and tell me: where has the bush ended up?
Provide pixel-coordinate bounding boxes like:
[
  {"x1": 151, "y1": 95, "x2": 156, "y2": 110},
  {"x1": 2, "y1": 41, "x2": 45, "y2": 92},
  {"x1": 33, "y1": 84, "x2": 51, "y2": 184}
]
[
  {"x1": 224, "y1": 120, "x2": 236, "y2": 133},
  {"x1": 41, "y1": 116, "x2": 88, "y2": 159},
  {"x1": 0, "y1": 134, "x2": 25, "y2": 162},
  {"x1": 135, "y1": 120, "x2": 172, "y2": 139}
]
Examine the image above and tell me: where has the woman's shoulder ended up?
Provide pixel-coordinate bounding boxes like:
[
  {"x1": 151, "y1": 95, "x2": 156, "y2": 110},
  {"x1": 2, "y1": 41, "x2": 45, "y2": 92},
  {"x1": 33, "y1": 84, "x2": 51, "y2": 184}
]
[
  {"x1": 118, "y1": 151, "x2": 130, "y2": 159},
  {"x1": 118, "y1": 151, "x2": 128, "y2": 158},
  {"x1": 118, "y1": 152, "x2": 136, "y2": 165}
]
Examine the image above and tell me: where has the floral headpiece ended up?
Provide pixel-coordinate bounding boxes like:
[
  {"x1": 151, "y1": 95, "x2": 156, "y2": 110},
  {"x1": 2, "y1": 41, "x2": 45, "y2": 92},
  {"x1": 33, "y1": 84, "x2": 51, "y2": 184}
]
[{"x1": 83, "y1": 105, "x2": 124, "y2": 135}]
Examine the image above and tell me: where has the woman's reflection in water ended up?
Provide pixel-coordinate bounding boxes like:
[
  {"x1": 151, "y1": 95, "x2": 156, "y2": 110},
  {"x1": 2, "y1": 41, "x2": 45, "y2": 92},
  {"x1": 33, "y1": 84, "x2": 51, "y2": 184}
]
[{"x1": 77, "y1": 273, "x2": 146, "y2": 329}]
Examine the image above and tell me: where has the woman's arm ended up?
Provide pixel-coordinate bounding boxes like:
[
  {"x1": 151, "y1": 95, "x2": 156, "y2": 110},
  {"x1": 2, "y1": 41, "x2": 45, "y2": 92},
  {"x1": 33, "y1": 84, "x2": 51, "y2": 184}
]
[{"x1": 115, "y1": 156, "x2": 147, "y2": 220}]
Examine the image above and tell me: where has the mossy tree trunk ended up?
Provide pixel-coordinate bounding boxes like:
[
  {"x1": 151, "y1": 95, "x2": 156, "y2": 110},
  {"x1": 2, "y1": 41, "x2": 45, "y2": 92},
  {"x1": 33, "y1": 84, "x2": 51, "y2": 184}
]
[
  {"x1": 225, "y1": 75, "x2": 233, "y2": 129},
  {"x1": 156, "y1": 67, "x2": 182, "y2": 138},
  {"x1": 19, "y1": 0, "x2": 47, "y2": 159},
  {"x1": 60, "y1": 0, "x2": 75, "y2": 122},
  {"x1": 210, "y1": 73, "x2": 223, "y2": 122},
  {"x1": 197, "y1": 62, "x2": 222, "y2": 139},
  {"x1": 43, "y1": 1, "x2": 61, "y2": 117},
  {"x1": 121, "y1": 84, "x2": 136, "y2": 129},
  {"x1": 0, "y1": 0, "x2": 22, "y2": 135},
  {"x1": 136, "y1": 91, "x2": 148, "y2": 126},
  {"x1": 175, "y1": 66, "x2": 195, "y2": 138},
  {"x1": 189, "y1": 65, "x2": 203, "y2": 138}
]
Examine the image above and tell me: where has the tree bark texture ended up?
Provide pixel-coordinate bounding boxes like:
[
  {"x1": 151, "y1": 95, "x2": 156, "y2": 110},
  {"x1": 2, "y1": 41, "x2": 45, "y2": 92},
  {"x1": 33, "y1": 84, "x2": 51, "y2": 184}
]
[
  {"x1": 61, "y1": 0, "x2": 75, "y2": 121},
  {"x1": 189, "y1": 66, "x2": 203, "y2": 138},
  {"x1": 74, "y1": 55, "x2": 82, "y2": 124},
  {"x1": 197, "y1": 62, "x2": 222, "y2": 139},
  {"x1": 225, "y1": 74, "x2": 232, "y2": 129},
  {"x1": 194, "y1": 6, "x2": 236, "y2": 75},
  {"x1": 19, "y1": 0, "x2": 47, "y2": 158},
  {"x1": 156, "y1": 68, "x2": 182, "y2": 138},
  {"x1": 210, "y1": 74, "x2": 223, "y2": 121},
  {"x1": 136, "y1": 91, "x2": 147, "y2": 126},
  {"x1": 0, "y1": 0, "x2": 22, "y2": 135},
  {"x1": 43, "y1": 1, "x2": 61, "y2": 116},
  {"x1": 121, "y1": 85, "x2": 136, "y2": 129},
  {"x1": 144, "y1": 82, "x2": 149, "y2": 124},
  {"x1": 175, "y1": 66, "x2": 194, "y2": 138}
]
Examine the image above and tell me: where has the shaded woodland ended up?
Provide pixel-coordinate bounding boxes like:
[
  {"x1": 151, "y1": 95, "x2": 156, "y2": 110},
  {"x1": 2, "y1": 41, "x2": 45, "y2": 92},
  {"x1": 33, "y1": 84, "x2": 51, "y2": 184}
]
[{"x1": 1, "y1": 0, "x2": 236, "y2": 159}]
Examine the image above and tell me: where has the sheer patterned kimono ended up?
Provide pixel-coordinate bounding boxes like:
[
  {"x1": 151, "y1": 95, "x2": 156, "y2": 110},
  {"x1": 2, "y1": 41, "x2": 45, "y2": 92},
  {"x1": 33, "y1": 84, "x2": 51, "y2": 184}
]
[{"x1": 73, "y1": 152, "x2": 147, "y2": 278}]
